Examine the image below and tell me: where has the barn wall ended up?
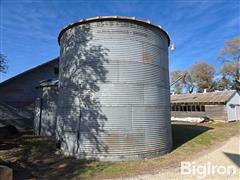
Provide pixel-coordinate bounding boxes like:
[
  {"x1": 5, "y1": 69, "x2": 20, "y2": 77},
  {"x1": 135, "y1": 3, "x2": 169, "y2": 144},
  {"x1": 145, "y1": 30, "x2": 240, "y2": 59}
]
[
  {"x1": 171, "y1": 111, "x2": 206, "y2": 118},
  {"x1": 0, "y1": 59, "x2": 59, "y2": 109},
  {"x1": 171, "y1": 104, "x2": 228, "y2": 121},
  {"x1": 227, "y1": 92, "x2": 240, "y2": 121},
  {"x1": 0, "y1": 59, "x2": 59, "y2": 129},
  {"x1": 205, "y1": 105, "x2": 227, "y2": 121}
]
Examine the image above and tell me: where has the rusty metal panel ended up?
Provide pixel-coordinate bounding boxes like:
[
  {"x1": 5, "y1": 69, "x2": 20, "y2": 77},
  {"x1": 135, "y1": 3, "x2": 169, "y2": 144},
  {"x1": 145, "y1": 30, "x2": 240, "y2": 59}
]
[{"x1": 57, "y1": 18, "x2": 172, "y2": 161}]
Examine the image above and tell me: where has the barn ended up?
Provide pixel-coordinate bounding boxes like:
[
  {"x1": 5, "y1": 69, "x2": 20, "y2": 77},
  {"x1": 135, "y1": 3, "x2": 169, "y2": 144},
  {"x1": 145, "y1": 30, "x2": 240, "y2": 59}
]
[
  {"x1": 0, "y1": 58, "x2": 59, "y2": 129},
  {"x1": 171, "y1": 90, "x2": 240, "y2": 121},
  {"x1": 34, "y1": 79, "x2": 58, "y2": 136}
]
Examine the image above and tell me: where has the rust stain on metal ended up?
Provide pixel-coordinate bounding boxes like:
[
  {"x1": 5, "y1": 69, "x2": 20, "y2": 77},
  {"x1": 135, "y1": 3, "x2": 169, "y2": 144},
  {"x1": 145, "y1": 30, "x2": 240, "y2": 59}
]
[{"x1": 143, "y1": 52, "x2": 150, "y2": 63}]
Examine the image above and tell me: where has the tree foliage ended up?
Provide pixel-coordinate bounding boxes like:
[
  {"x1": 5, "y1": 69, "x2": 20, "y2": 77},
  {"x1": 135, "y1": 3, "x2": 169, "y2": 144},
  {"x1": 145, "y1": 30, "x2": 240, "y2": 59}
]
[
  {"x1": 0, "y1": 53, "x2": 7, "y2": 73},
  {"x1": 221, "y1": 63, "x2": 238, "y2": 77},
  {"x1": 218, "y1": 36, "x2": 240, "y2": 91},
  {"x1": 170, "y1": 36, "x2": 239, "y2": 93},
  {"x1": 216, "y1": 75, "x2": 230, "y2": 91},
  {"x1": 218, "y1": 36, "x2": 240, "y2": 64},
  {"x1": 190, "y1": 61, "x2": 215, "y2": 92}
]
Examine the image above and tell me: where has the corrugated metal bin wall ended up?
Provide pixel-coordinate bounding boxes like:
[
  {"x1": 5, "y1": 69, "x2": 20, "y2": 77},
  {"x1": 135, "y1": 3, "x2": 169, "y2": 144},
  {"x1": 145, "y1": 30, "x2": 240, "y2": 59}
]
[{"x1": 57, "y1": 17, "x2": 172, "y2": 161}]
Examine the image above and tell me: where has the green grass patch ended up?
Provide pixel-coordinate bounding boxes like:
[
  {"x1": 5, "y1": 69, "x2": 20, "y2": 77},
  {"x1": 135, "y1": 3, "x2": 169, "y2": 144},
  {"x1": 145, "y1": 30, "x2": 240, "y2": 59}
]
[{"x1": 0, "y1": 121, "x2": 239, "y2": 179}]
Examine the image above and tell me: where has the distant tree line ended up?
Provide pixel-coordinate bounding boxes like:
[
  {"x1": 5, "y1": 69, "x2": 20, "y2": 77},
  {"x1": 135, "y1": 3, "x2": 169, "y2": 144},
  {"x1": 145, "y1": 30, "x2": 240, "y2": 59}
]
[{"x1": 171, "y1": 36, "x2": 240, "y2": 93}]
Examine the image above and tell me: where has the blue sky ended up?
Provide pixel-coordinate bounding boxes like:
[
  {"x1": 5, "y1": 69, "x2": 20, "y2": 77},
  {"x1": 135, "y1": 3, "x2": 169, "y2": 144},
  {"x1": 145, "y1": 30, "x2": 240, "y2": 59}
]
[{"x1": 0, "y1": 0, "x2": 239, "y2": 82}]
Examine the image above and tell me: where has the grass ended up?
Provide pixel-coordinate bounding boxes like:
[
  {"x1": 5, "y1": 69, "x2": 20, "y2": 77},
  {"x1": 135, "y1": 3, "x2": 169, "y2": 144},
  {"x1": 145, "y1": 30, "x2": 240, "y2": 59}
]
[{"x1": 0, "y1": 121, "x2": 239, "y2": 179}]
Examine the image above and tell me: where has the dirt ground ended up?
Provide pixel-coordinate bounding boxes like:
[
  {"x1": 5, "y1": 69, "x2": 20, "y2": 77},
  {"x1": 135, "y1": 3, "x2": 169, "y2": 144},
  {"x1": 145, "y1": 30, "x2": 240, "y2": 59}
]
[
  {"x1": 0, "y1": 122, "x2": 239, "y2": 179},
  {"x1": 113, "y1": 135, "x2": 240, "y2": 180}
]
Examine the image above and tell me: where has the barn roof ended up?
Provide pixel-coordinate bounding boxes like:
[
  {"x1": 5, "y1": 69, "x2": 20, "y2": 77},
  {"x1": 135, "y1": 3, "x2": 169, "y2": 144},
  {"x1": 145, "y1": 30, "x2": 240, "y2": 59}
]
[
  {"x1": 171, "y1": 90, "x2": 236, "y2": 104},
  {"x1": 0, "y1": 58, "x2": 59, "y2": 87}
]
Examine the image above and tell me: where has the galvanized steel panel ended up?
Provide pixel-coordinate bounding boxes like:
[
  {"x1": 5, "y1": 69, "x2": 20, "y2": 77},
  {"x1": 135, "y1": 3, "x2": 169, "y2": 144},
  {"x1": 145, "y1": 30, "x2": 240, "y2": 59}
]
[
  {"x1": 119, "y1": 61, "x2": 168, "y2": 85},
  {"x1": 57, "y1": 18, "x2": 172, "y2": 161}
]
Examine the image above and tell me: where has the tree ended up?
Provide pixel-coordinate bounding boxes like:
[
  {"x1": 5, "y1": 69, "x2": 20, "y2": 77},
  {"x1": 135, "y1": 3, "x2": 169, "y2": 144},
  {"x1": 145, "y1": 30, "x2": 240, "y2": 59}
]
[
  {"x1": 170, "y1": 70, "x2": 184, "y2": 94},
  {"x1": 216, "y1": 75, "x2": 230, "y2": 90},
  {"x1": 218, "y1": 36, "x2": 240, "y2": 90},
  {"x1": 190, "y1": 61, "x2": 215, "y2": 92},
  {"x1": 170, "y1": 70, "x2": 193, "y2": 94},
  {"x1": 0, "y1": 53, "x2": 7, "y2": 73},
  {"x1": 182, "y1": 70, "x2": 194, "y2": 93}
]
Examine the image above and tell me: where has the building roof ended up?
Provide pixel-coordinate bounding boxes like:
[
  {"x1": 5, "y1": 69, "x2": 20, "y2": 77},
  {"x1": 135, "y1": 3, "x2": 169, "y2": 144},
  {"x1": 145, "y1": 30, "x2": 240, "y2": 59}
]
[
  {"x1": 0, "y1": 58, "x2": 59, "y2": 87},
  {"x1": 171, "y1": 90, "x2": 237, "y2": 104},
  {"x1": 58, "y1": 16, "x2": 170, "y2": 46}
]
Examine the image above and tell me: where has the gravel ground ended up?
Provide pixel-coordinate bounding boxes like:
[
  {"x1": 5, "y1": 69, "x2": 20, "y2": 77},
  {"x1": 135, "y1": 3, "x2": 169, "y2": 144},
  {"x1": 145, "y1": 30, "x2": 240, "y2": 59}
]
[{"x1": 112, "y1": 135, "x2": 240, "y2": 180}]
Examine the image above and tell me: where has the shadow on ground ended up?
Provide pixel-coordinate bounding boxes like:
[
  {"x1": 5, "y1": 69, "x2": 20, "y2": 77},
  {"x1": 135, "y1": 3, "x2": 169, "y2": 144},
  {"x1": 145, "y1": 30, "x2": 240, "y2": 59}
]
[
  {"x1": 0, "y1": 159, "x2": 32, "y2": 179},
  {"x1": 223, "y1": 152, "x2": 240, "y2": 167},
  {"x1": 0, "y1": 123, "x2": 215, "y2": 179},
  {"x1": 0, "y1": 132, "x2": 110, "y2": 180},
  {"x1": 171, "y1": 123, "x2": 213, "y2": 149}
]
